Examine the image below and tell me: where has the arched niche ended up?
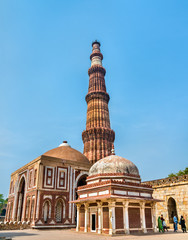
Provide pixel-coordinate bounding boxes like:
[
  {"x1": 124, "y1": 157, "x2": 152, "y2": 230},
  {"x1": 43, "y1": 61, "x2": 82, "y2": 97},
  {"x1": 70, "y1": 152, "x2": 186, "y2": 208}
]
[{"x1": 43, "y1": 200, "x2": 51, "y2": 223}]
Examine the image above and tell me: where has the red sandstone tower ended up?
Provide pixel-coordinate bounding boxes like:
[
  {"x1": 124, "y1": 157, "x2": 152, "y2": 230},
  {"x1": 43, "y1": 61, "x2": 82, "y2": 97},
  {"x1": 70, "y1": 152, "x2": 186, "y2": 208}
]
[{"x1": 82, "y1": 41, "x2": 115, "y2": 164}]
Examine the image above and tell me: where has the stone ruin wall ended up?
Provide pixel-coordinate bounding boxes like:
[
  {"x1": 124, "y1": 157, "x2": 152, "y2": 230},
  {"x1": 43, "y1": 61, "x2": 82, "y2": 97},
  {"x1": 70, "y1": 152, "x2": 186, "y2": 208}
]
[
  {"x1": 0, "y1": 221, "x2": 30, "y2": 231},
  {"x1": 144, "y1": 174, "x2": 188, "y2": 228}
]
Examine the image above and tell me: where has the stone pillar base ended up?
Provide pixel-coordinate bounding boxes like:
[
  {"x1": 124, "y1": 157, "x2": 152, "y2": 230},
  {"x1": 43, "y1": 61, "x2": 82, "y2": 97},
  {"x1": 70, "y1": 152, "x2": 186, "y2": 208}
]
[
  {"x1": 154, "y1": 227, "x2": 157, "y2": 233},
  {"x1": 142, "y1": 228, "x2": 147, "y2": 233}
]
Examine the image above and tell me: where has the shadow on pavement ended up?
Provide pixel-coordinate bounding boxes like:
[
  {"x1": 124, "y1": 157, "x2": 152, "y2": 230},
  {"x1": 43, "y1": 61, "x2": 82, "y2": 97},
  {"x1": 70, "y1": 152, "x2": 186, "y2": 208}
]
[
  {"x1": 0, "y1": 232, "x2": 38, "y2": 238},
  {"x1": 130, "y1": 230, "x2": 185, "y2": 236}
]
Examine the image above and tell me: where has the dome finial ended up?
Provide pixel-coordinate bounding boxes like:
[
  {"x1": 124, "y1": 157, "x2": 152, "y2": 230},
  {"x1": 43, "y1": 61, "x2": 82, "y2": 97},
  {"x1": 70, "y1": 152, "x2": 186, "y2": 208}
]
[{"x1": 59, "y1": 140, "x2": 71, "y2": 147}]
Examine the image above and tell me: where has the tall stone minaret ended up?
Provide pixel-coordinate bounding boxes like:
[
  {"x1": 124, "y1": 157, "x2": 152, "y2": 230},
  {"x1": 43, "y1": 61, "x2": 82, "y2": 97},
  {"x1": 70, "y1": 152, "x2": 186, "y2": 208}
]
[{"x1": 82, "y1": 41, "x2": 115, "y2": 164}]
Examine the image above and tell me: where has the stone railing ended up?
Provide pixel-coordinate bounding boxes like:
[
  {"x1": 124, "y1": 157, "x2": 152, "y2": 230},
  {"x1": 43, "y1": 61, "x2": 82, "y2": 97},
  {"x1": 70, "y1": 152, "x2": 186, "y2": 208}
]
[{"x1": 0, "y1": 221, "x2": 30, "y2": 231}]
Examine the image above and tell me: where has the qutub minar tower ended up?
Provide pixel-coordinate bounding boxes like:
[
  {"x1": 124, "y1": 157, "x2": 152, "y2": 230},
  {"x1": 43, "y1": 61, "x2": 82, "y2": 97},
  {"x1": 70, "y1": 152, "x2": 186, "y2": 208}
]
[{"x1": 82, "y1": 41, "x2": 115, "y2": 164}]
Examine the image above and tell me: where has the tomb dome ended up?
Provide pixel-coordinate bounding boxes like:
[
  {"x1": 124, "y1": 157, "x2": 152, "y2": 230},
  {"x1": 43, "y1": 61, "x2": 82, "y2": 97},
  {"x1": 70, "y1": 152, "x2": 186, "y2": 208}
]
[
  {"x1": 43, "y1": 141, "x2": 90, "y2": 165},
  {"x1": 89, "y1": 155, "x2": 139, "y2": 176}
]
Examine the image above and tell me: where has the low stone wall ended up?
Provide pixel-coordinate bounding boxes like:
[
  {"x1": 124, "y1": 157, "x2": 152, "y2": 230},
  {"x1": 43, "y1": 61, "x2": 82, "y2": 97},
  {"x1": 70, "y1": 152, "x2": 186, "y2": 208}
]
[{"x1": 0, "y1": 221, "x2": 30, "y2": 231}]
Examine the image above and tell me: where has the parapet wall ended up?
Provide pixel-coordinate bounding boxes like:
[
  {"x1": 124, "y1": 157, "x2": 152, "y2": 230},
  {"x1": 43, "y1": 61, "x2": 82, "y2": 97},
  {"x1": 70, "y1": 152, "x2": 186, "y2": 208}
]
[{"x1": 144, "y1": 174, "x2": 188, "y2": 188}]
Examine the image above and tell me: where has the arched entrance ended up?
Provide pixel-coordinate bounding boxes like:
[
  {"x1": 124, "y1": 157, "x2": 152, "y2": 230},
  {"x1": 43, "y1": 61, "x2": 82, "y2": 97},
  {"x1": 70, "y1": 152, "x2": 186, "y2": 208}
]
[
  {"x1": 76, "y1": 174, "x2": 87, "y2": 199},
  {"x1": 75, "y1": 173, "x2": 88, "y2": 224},
  {"x1": 17, "y1": 177, "x2": 25, "y2": 221},
  {"x1": 1, "y1": 208, "x2": 6, "y2": 216},
  {"x1": 168, "y1": 197, "x2": 178, "y2": 223}
]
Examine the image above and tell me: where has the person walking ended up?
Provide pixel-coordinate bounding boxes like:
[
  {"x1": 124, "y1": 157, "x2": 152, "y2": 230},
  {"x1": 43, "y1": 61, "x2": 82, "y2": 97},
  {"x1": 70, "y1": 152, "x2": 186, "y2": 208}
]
[
  {"x1": 173, "y1": 215, "x2": 178, "y2": 232},
  {"x1": 179, "y1": 216, "x2": 186, "y2": 233},
  {"x1": 158, "y1": 216, "x2": 164, "y2": 232},
  {"x1": 162, "y1": 218, "x2": 168, "y2": 232}
]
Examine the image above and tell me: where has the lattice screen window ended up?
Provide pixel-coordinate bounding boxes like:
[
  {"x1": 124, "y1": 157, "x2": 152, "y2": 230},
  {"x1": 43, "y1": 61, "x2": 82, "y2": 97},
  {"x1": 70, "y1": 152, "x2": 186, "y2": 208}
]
[{"x1": 55, "y1": 201, "x2": 62, "y2": 223}]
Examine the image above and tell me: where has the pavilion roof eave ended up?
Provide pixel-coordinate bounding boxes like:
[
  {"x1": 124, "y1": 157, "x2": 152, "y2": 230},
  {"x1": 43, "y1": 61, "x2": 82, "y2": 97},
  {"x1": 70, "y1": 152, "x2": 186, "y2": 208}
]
[{"x1": 70, "y1": 194, "x2": 163, "y2": 204}]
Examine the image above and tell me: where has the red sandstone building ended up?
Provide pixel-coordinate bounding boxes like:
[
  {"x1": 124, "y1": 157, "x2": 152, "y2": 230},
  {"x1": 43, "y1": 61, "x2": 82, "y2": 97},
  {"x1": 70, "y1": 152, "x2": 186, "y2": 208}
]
[
  {"x1": 5, "y1": 141, "x2": 91, "y2": 228},
  {"x1": 6, "y1": 41, "x2": 161, "y2": 234}
]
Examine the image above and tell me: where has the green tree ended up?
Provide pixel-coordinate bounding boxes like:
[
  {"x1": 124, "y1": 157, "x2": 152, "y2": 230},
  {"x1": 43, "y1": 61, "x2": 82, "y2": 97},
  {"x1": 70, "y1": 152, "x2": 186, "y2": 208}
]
[
  {"x1": 0, "y1": 194, "x2": 7, "y2": 215},
  {"x1": 184, "y1": 167, "x2": 188, "y2": 174},
  {"x1": 168, "y1": 167, "x2": 188, "y2": 177},
  {"x1": 168, "y1": 173, "x2": 176, "y2": 177}
]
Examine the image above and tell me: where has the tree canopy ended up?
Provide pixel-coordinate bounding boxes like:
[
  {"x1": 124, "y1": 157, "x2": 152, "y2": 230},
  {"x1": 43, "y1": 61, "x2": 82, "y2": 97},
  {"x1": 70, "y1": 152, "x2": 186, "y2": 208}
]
[
  {"x1": 168, "y1": 167, "x2": 188, "y2": 177},
  {"x1": 0, "y1": 194, "x2": 8, "y2": 215}
]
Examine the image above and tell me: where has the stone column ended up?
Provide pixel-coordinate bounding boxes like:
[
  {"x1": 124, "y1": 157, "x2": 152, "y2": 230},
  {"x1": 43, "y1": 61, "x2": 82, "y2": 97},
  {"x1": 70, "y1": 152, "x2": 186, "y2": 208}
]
[
  {"x1": 109, "y1": 202, "x2": 116, "y2": 235},
  {"x1": 151, "y1": 202, "x2": 157, "y2": 232},
  {"x1": 123, "y1": 201, "x2": 130, "y2": 234},
  {"x1": 97, "y1": 202, "x2": 102, "y2": 234},
  {"x1": 84, "y1": 203, "x2": 89, "y2": 233},
  {"x1": 140, "y1": 202, "x2": 147, "y2": 233},
  {"x1": 76, "y1": 204, "x2": 81, "y2": 232}
]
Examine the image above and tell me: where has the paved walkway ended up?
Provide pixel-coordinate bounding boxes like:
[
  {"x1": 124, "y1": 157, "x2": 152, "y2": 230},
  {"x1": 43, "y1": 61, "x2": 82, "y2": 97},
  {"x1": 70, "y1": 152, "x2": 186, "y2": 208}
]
[{"x1": 0, "y1": 229, "x2": 187, "y2": 240}]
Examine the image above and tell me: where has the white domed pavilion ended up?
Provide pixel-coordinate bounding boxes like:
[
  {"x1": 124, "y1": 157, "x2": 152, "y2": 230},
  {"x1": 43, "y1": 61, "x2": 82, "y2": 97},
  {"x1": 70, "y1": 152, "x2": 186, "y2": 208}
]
[{"x1": 73, "y1": 154, "x2": 160, "y2": 235}]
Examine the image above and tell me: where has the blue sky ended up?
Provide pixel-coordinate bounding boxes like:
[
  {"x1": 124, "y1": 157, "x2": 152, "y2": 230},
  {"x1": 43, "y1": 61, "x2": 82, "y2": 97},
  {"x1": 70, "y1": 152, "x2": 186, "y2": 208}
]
[{"x1": 0, "y1": 0, "x2": 188, "y2": 197}]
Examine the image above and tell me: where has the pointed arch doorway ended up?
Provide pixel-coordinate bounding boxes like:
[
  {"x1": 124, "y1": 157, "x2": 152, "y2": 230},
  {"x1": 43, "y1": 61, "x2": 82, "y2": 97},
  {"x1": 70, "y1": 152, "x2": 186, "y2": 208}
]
[
  {"x1": 17, "y1": 177, "x2": 26, "y2": 221},
  {"x1": 168, "y1": 197, "x2": 178, "y2": 223}
]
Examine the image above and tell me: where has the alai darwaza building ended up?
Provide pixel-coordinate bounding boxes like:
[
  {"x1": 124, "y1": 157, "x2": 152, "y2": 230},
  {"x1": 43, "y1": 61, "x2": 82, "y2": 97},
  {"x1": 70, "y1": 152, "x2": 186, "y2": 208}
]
[{"x1": 6, "y1": 40, "x2": 161, "y2": 235}]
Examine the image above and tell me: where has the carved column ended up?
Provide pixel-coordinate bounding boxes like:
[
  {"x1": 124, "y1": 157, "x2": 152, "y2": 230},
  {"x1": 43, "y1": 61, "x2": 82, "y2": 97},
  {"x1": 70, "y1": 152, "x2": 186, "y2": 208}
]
[
  {"x1": 109, "y1": 202, "x2": 116, "y2": 235},
  {"x1": 140, "y1": 202, "x2": 147, "y2": 233},
  {"x1": 97, "y1": 202, "x2": 102, "y2": 234},
  {"x1": 84, "y1": 203, "x2": 89, "y2": 232},
  {"x1": 151, "y1": 202, "x2": 157, "y2": 232},
  {"x1": 76, "y1": 204, "x2": 81, "y2": 232},
  {"x1": 123, "y1": 201, "x2": 130, "y2": 234}
]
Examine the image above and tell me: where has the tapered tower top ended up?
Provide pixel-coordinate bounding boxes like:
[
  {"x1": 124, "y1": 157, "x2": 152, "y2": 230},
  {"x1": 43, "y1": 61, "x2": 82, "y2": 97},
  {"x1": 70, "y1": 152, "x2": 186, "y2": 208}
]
[
  {"x1": 82, "y1": 41, "x2": 115, "y2": 164},
  {"x1": 90, "y1": 40, "x2": 103, "y2": 67},
  {"x1": 92, "y1": 40, "x2": 101, "y2": 47}
]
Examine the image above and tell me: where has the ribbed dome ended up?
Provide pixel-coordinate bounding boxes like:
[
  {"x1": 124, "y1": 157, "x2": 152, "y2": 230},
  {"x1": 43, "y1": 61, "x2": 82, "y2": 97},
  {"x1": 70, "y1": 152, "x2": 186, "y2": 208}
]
[
  {"x1": 43, "y1": 143, "x2": 90, "y2": 165},
  {"x1": 89, "y1": 155, "x2": 139, "y2": 176}
]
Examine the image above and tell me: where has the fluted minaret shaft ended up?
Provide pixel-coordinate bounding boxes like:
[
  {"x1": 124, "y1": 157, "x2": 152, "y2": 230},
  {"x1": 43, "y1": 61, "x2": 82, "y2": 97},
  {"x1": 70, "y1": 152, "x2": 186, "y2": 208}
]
[{"x1": 82, "y1": 41, "x2": 115, "y2": 164}]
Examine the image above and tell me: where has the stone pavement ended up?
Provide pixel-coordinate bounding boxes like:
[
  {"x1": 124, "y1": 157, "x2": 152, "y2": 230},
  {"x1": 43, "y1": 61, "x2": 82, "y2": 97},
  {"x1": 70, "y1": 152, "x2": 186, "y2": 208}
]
[{"x1": 0, "y1": 229, "x2": 187, "y2": 240}]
